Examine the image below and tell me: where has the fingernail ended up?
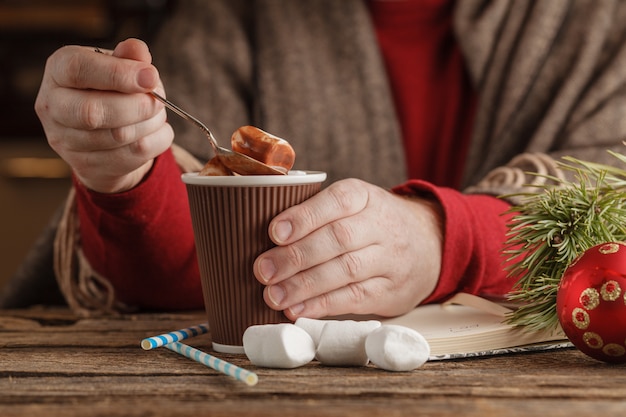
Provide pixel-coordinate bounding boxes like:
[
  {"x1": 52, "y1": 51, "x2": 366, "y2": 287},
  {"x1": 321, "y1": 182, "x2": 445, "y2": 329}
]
[
  {"x1": 273, "y1": 220, "x2": 292, "y2": 243},
  {"x1": 288, "y1": 303, "x2": 305, "y2": 316},
  {"x1": 257, "y1": 257, "x2": 276, "y2": 283},
  {"x1": 268, "y1": 285, "x2": 285, "y2": 306},
  {"x1": 137, "y1": 67, "x2": 157, "y2": 89}
]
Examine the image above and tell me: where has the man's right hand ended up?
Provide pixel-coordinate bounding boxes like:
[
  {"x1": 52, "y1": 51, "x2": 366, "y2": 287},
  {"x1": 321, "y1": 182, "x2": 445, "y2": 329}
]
[{"x1": 35, "y1": 38, "x2": 174, "y2": 193}]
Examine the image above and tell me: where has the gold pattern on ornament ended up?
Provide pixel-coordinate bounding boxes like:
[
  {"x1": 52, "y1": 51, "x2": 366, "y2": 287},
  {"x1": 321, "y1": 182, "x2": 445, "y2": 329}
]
[
  {"x1": 568, "y1": 255, "x2": 583, "y2": 268},
  {"x1": 602, "y1": 343, "x2": 626, "y2": 357},
  {"x1": 583, "y1": 332, "x2": 604, "y2": 349},
  {"x1": 601, "y1": 280, "x2": 621, "y2": 302},
  {"x1": 599, "y1": 243, "x2": 621, "y2": 254},
  {"x1": 571, "y1": 308, "x2": 590, "y2": 330},
  {"x1": 579, "y1": 288, "x2": 600, "y2": 310}
]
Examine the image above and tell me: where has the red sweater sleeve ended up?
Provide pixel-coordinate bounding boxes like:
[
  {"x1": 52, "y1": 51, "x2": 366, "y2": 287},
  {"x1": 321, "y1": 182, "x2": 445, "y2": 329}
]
[
  {"x1": 393, "y1": 180, "x2": 517, "y2": 304},
  {"x1": 75, "y1": 148, "x2": 203, "y2": 310},
  {"x1": 75, "y1": 157, "x2": 516, "y2": 311}
]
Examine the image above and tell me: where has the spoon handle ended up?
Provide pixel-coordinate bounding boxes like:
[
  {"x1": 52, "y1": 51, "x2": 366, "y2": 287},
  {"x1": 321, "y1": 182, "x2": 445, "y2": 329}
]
[
  {"x1": 149, "y1": 91, "x2": 284, "y2": 175},
  {"x1": 150, "y1": 91, "x2": 220, "y2": 154},
  {"x1": 93, "y1": 48, "x2": 218, "y2": 151}
]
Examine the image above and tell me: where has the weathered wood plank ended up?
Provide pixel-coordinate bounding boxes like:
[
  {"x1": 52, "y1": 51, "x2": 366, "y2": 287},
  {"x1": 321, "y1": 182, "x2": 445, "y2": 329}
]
[
  {"x1": 0, "y1": 309, "x2": 209, "y2": 348},
  {"x1": 0, "y1": 309, "x2": 207, "y2": 332},
  {"x1": 2, "y1": 349, "x2": 625, "y2": 398},
  {"x1": 0, "y1": 331, "x2": 213, "y2": 348},
  {"x1": 3, "y1": 397, "x2": 626, "y2": 417},
  {"x1": 2, "y1": 308, "x2": 626, "y2": 417}
]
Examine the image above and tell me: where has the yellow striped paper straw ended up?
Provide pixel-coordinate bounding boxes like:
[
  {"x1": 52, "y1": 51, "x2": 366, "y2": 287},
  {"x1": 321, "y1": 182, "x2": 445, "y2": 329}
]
[
  {"x1": 141, "y1": 323, "x2": 209, "y2": 350},
  {"x1": 165, "y1": 341, "x2": 258, "y2": 386}
]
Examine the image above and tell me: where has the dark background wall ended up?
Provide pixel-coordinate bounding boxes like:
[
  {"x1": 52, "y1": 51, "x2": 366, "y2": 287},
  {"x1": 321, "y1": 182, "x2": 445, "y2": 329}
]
[{"x1": 0, "y1": 0, "x2": 171, "y2": 292}]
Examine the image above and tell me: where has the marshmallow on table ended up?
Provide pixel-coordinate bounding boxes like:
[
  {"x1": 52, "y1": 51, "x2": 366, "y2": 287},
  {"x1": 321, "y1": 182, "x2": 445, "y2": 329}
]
[
  {"x1": 315, "y1": 320, "x2": 381, "y2": 366},
  {"x1": 243, "y1": 323, "x2": 316, "y2": 369},
  {"x1": 243, "y1": 319, "x2": 428, "y2": 371},
  {"x1": 365, "y1": 324, "x2": 430, "y2": 372},
  {"x1": 294, "y1": 317, "x2": 326, "y2": 347}
]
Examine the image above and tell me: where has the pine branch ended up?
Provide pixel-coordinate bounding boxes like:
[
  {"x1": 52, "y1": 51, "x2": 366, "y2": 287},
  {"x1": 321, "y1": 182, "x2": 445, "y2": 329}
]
[{"x1": 503, "y1": 156, "x2": 626, "y2": 330}]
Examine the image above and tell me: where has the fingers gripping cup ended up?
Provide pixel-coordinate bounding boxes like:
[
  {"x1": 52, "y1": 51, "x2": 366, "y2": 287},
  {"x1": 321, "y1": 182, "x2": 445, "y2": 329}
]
[{"x1": 182, "y1": 171, "x2": 326, "y2": 353}]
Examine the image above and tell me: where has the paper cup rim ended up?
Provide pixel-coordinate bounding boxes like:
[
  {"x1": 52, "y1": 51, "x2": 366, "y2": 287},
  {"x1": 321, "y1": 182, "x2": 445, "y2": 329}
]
[{"x1": 182, "y1": 171, "x2": 327, "y2": 186}]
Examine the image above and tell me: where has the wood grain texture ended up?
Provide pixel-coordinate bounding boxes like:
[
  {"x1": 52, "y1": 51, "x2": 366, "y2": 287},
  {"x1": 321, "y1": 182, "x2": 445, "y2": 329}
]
[{"x1": 1, "y1": 308, "x2": 625, "y2": 416}]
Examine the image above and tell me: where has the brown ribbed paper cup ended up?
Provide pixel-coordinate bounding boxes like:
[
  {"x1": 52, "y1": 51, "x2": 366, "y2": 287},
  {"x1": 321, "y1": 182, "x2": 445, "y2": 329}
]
[{"x1": 182, "y1": 171, "x2": 326, "y2": 353}]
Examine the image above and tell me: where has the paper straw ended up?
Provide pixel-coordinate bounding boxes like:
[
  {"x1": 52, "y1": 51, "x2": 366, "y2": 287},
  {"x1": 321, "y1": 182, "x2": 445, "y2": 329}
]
[
  {"x1": 165, "y1": 342, "x2": 258, "y2": 386},
  {"x1": 141, "y1": 323, "x2": 209, "y2": 350}
]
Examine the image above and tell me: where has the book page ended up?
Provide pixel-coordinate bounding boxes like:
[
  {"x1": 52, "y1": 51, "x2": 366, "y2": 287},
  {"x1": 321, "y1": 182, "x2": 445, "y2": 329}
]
[
  {"x1": 383, "y1": 303, "x2": 510, "y2": 340},
  {"x1": 379, "y1": 293, "x2": 570, "y2": 359}
]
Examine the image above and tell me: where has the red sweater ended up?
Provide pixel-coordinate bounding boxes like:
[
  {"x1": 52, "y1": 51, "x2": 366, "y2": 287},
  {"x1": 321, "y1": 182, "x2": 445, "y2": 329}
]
[{"x1": 75, "y1": 0, "x2": 515, "y2": 310}]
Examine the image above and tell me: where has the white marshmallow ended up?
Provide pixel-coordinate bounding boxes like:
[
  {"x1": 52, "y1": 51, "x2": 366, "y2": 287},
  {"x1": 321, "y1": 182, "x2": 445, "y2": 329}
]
[
  {"x1": 365, "y1": 324, "x2": 430, "y2": 372},
  {"x1": 316, "y1": 320, "x2": 381, "y2": 366},
  {"x1": 243, "y1": 323, "x2": 316, "y2": 369},
  {"x1": 294, "y1": 317, "x2": 326, "y2": 346}
]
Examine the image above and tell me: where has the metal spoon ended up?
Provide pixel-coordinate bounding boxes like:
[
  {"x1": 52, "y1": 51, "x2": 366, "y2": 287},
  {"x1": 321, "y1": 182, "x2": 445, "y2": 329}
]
[{"x1": 150, "y1": 91, "x2": 285, "y2": 175}]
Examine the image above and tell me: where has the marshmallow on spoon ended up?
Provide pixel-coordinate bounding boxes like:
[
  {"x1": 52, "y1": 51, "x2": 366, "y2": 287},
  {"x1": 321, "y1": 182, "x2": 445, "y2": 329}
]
[
  {"x1": 316, "y1": 320, "x2": 381, "y2": 366},
  {"x1": 231, "y1": 126, "x2": 296, "y2": 173},
  {"x1": 365, "y1": 324, "x2": 430, "y2": 372},
  {"x1": 243, "y1": 323, "x2": 316, "y2": 369}
]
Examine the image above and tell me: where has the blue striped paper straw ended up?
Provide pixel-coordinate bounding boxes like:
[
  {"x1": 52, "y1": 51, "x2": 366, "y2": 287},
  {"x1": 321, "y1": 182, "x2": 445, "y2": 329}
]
[
  {"x1": 141, "y1": 323, "x2": 209, "y2": 350},
  {"x1": 165, "y1": 342, "x2": 258, "y2": 386}
]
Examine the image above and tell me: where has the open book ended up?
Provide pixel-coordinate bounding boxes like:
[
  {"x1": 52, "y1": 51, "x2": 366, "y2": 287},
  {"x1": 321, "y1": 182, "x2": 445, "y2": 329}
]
[{"x1": 379, "y1": 292, "x2": 572, "y2": 360}]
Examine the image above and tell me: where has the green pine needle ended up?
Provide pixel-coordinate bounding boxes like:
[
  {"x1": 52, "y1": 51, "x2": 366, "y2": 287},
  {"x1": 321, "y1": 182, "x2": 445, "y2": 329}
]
[{"x1": 503, "y1": 153, "x2": 626, "y2": 330}]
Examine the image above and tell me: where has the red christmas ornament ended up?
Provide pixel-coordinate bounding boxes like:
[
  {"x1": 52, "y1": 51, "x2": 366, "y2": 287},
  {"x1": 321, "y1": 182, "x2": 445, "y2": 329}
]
[{"x1": 557, "y1": 242, "x2": 626, "y2": 363}]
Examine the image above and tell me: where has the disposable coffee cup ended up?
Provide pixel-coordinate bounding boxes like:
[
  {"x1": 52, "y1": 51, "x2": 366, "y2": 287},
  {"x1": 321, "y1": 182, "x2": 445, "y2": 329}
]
[{"x1": 182, "y1": 170, "x2": 327, "y2": 353}]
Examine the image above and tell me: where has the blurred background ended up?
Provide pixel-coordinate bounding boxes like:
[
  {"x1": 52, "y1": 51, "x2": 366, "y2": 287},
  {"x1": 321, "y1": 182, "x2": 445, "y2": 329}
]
[{"x1": 0, "y1": 0, "x2": 171, "y2": 293}]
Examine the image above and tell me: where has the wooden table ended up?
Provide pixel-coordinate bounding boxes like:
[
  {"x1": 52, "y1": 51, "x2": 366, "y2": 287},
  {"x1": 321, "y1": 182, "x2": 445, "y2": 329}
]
[{"x1": 1, "y1": 307, "x2": 625, "y2": 417}]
